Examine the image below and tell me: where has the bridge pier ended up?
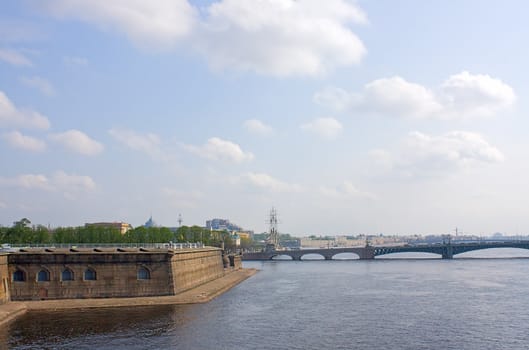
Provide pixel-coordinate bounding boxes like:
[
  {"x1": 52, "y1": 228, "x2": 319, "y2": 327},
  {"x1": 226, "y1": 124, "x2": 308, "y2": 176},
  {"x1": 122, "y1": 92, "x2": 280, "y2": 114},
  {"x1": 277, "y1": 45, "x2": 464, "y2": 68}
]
[
  {"x1": 358, "y1": 247, "x2": 375, "y2": 260},
  {"x1": 442, "y1": 246, "x2": 453, "y2": 259}
]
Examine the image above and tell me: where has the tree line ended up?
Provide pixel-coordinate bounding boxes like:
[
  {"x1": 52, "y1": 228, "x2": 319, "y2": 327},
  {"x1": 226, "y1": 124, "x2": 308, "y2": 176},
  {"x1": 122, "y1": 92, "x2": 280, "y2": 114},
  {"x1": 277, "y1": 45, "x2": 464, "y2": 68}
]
[{"x1": 0, "y1": 218, "x2": 248, "y2": 251}]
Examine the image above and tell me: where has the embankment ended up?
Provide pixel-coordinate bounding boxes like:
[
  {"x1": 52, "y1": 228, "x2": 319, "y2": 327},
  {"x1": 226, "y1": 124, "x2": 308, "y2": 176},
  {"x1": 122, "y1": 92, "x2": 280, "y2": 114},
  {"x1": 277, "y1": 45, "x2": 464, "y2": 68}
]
[
  {"x1": 0, "y1": 247, "x2": 256, "y2": 326},
  {"x1": 0, "y1": 268, "x2": 257, "y2": 327}
]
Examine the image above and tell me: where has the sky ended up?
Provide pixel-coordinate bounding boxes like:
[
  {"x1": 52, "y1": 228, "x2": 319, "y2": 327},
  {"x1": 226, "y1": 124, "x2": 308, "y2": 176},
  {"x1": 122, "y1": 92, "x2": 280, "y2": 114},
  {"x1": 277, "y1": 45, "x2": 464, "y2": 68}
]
[{"x1": 1, "y1": 0, "x2": 528, "y2": 236}]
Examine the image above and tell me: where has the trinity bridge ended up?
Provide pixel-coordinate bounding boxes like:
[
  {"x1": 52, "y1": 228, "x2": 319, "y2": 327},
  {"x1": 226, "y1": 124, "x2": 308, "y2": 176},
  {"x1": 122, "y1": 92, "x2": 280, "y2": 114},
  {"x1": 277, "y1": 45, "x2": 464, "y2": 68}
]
[{"x1": 242, "y1": 241, "x2": 529, "y2": 260}]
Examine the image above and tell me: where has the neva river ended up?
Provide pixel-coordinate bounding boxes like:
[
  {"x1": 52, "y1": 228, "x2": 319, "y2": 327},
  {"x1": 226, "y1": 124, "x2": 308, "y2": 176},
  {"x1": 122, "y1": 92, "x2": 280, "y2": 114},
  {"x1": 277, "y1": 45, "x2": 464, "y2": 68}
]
[{"x1": 4, "y1": 250, "x2": 529, "y2": 349}]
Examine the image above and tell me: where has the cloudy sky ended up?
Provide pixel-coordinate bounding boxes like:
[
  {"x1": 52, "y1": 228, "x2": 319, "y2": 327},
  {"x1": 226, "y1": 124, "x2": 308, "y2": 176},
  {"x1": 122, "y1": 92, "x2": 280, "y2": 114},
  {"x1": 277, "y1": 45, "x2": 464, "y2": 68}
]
[{"x1": 1, "y1": 0, "x2": 528, "y2": 236}]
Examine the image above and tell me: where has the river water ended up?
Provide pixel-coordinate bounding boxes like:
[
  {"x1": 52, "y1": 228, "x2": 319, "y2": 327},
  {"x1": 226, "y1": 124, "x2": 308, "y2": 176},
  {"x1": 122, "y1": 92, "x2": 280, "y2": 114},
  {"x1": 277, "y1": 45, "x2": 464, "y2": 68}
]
[{"x1": 4, "y1": 250, "x2": 529, "y2": 349}]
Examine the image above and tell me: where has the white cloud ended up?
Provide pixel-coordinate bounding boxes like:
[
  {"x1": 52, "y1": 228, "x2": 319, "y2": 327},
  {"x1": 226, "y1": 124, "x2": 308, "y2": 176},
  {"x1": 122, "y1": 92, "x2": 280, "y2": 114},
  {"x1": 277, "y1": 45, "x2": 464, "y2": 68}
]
[
  {"x1": 368, "y1": 149, "x2": 393, "y2": 170},
  {"x1": 2, "y1": 131, "x2": 46, "y2": 152},
  {"x1": 161, "y1": 188, "x2": 204, "y2": 209},
  {"x1": 301, "y1": 117, "x2": 342, "y2": 139},
  {"x1": 0, "y1": 201, "x2": 6, "y2": 209},
  {"x1": 40, "y1": 0, "x2": 197, "y2": 51},
  {"x1": 38, "y1": 0, "x2": 367, "y2": 77},
  {"x1": 439, "y1": 71, "x2": 516, "y2": 118},
  {"x1": 0, "y1": 171, "x2": 96, "y2": 197},
  {"x1": 239, "y1": 172, "x2": 303, "y2": 193},
  {"x1": 49, "y1": 129, "x2": 104, "y2": 156},
  {"x1": 316, "y1": 71, "x2": 515, "y2": 120},
  {"x1": 371, "y1": 131, "x2": 504, "y2": 178},
  {"x1": 20, "y1": 76, "x2": 56, "y2": 96},
  {"x1": 194, "y1": 0, "x2": 367, "y2": 76},
  {"x1": 185, "y1": 137, "x2": 254, "y2": 163},
  {"x1": 313, "y1": 86, "x2": 353, "y2": 112},
  {"x1": 0, "y1": 20, "x2": 46, "y2": 43},
  {"x1": 63, "y1": 56, "x2": 88, "y2": 65},
  {"x1": 361, "y1": 77, "x2": 442, "y2": 118},
  {"x1": 52, "y1": 171, "x2": 96, "y2": 197},
  {"x1": 0, "y1": 91, "x2": 50, "y2": 129},
  {"x1": 0, "y1": 174, "x2": 51, "y2": 190},
  {"x1": 108, "y1": 128, "x2": 163, "y2": 159},
  {"x1": 320, "y1": 181, "x2": 376, "y2": 200},
  {"x1": 243, "y1": 119, "x2": 273, "y2": 136},
  {"x1": 0, "y1": 48, "x2": 33, "y2": 66}
]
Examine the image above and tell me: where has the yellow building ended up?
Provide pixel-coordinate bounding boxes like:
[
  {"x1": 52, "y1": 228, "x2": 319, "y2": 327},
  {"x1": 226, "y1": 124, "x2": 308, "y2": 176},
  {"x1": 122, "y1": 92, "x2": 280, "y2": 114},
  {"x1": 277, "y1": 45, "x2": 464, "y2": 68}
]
[
  {"x1": 237, "y1": 231, "x2": 252, "y2": 240},
  {"x1": 85, "y1": 222, "x2": 133, "y2": 235}
]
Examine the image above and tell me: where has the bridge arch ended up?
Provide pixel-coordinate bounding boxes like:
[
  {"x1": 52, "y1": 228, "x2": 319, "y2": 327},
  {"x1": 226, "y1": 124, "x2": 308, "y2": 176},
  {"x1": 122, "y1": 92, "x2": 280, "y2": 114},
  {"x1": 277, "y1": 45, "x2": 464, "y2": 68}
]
[
  {"x1": 332, "y1": 252, "x2": 360, "y2": 260},
  {"x1": 454, "y1": 247, "x2": 529, "y2": 258},
  {"x1": 271, "y1": 254, "x2": 293, "y2": 260},
  {"x1": 300, "y1": 253, "x2": 325, "y2": 261}
]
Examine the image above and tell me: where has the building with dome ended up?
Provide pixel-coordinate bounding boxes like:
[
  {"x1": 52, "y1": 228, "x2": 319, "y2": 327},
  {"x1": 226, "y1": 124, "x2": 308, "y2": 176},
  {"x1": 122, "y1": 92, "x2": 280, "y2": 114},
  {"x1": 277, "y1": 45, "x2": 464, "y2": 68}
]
[{"x1": 144, "y1": 216, "x2": 157, "y2": 228}]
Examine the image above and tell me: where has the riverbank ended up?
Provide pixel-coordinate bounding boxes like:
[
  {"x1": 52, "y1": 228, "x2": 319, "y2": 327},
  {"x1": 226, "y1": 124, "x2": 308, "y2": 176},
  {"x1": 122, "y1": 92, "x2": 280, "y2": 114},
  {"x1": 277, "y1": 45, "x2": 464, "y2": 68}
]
[{"x1": 0, "y1": 268, "x2": 257, "y2": 327}]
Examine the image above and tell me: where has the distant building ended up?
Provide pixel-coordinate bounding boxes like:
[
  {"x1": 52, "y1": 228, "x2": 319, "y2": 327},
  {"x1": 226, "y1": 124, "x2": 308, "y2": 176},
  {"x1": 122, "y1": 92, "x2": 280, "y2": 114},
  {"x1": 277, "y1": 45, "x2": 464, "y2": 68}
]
[
  {"x1": 280, "y1": 239, "x2": 301, "y2": 249},
  {"x1": 85, "y1": 222, "x2": 132, "y2": 235},
  {"x1": 206, "y1": 218, "x2": 243, "y2": 232},
  {"x1": 232, "y1": 233, "x2": 241, "y2": 247},
  {"x1": 237, "y1": 231, "x2": 254, "y2": 240},
  {"x1": 144, "y1": 216, "x2": 157, "y2": 228}
]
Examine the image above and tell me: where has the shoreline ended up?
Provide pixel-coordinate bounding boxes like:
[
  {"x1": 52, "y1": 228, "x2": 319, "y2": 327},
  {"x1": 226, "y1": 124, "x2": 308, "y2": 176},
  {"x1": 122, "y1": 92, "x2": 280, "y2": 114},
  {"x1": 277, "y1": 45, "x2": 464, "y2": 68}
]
[{"x1": 0, "y1": 268, "x2": 257, "y2": 327}]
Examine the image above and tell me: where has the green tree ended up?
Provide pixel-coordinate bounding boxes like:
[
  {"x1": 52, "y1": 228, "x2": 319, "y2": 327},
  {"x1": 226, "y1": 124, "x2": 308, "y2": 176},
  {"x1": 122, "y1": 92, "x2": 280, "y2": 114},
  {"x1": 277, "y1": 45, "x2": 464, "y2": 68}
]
[
  {"x1": 8, "y1": 218, "x2": 33, "y2": 243},
  {"x1": 34, "y1": 225, "x2": 51, "y2": 244},
  {"x1": 0, "y1": 226, "x2": 7, "y2": 243},
  {"x1": 51, "y1": 227, "x2": 77, "y2": 243},
  {"x1": 124, "y1": 226, "x2": 147, "y2": 243},
  {"x1": 240, "y1": 236, "x2": 253, "y2": 250},
  {"x1": 158, "y1": 227, "x2": 173, "y2": 242}
]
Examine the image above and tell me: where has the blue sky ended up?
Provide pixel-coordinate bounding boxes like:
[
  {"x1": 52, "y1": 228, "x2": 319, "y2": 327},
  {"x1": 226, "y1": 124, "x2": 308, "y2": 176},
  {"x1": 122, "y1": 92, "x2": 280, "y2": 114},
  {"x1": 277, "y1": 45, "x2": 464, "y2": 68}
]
[{"x1": 1, "y1": 0, "x2": 528, "y2": 236}]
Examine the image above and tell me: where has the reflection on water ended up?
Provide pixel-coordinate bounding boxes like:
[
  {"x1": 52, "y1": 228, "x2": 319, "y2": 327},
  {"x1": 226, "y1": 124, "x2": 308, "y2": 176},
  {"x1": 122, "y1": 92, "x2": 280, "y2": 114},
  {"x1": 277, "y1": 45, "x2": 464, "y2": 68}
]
[
  {"x1": 4, "y1": 305, "x2": 196, "y2": 349},
  {"x1": 5, "y1": 252, "x2": 529, "y2": 350}
]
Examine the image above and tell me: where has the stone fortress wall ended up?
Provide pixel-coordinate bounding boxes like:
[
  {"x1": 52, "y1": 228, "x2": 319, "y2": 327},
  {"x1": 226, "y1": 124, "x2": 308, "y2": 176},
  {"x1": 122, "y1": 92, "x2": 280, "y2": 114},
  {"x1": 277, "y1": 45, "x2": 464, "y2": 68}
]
[
  {"x1": 6, "y1": 247, "x2": 237, "y2": 301},
  {"x1": 171, "y1": 249, "x2": 225, "y2": 294},
  {"x1": 0, "y1": 254, "x2": 9, "y2": 304}
]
